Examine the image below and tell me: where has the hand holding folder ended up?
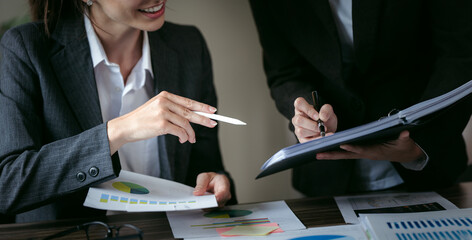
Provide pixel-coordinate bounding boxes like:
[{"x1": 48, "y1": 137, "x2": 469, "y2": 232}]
[{"x1": 257, "y1": 80, "x2": 472, "y2": 179}]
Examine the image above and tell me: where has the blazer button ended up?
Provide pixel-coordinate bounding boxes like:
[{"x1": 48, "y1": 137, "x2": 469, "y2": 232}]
[
  {"x1": 76, "y1": 172, "x2": 86, "y2": 182},
  {"x1": 89, "y1": 166, "x2": 99, "y2": 177}
]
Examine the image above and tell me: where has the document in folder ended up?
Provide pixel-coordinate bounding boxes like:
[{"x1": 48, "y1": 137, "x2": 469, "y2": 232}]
[{"x1": 256, "y1": 80, "x2": 472, "y2": 179}]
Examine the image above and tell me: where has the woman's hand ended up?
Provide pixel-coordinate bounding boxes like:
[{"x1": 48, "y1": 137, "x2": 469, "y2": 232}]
[
  {"x1": 193, "y1": 172, "x2": 232, "y2": 207},
  {"x1": 292, "y1": 97, "x2": 337, "y2": 143},
  {"x1": 316, "y1": 130, "x2": 426, "y2": 163},
  {"x1": 107, "y1": 91, "x2": 218, "y2": 154}
]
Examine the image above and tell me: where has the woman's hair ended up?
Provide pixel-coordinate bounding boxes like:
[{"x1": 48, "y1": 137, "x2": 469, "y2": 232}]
[{"x1": 28, "y1": 0, "x2": 86, "y2": 36}]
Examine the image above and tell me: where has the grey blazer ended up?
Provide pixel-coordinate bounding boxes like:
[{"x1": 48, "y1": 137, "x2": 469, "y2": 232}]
[{"x1": 0, "y1": 16, "x2": 234, "y2": 223}]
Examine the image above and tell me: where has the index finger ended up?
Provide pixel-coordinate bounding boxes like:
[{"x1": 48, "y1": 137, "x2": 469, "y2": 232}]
[
  {"x1": 163, "y1": 91, "x2": 217, "y2": 113},
  {"x1": 294, "y1": 97, "x2": 319, "y2": 120}
]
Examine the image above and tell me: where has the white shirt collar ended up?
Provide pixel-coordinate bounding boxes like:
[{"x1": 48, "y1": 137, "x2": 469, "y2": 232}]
[{"x1": 84, "y1": 16, "x2": 154, "y2": 81}]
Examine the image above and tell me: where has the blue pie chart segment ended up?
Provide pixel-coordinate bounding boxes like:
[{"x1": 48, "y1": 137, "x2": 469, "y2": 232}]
[{"x1": 290, "y1": 235, "x2": 355, "y2": 240}]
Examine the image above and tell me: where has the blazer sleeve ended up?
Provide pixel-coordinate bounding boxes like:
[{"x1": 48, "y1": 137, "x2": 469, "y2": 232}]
[
  {"x1": 396, "y1": 0, "x2": 472, "y2": 189},
  {"x1": 0, "y1": 27, "x2": 120, "y2": 214}
]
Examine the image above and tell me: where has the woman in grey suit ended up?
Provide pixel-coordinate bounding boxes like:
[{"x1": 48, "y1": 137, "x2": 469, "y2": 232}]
[{"x1": 0, "y1": 0, "x2": 235, "y2": 223}]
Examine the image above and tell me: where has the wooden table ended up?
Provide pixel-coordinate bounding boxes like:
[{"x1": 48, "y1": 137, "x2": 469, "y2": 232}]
[{"x1": 1, "y1": 182, "x2": 471, "y2": 239}]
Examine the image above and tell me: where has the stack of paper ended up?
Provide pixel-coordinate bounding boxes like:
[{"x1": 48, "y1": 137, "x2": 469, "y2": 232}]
[
  {"x1": 335, "y1": 192, "x2": 458, "y2": 224},
  {"x1": 360, "y1": 208, "x2": 472, "y2": 240}
]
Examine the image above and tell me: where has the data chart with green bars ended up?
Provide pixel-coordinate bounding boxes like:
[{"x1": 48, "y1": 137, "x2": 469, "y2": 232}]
[
  {"x1": 112, "y1": 181, "x2": 150, "y2": 194},
  {"x1": 204, "y1": 209, "x2": 253, "y2": 218}
]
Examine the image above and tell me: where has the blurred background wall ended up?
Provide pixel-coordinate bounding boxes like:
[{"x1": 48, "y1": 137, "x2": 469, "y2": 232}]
[{"x1": 1, "y1": 0, "x2": 471, "y2": 203}]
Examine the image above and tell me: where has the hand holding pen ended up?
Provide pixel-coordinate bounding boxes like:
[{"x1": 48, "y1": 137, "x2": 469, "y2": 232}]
[
  {"x1": 292, "y1": 92, "x2": 338, "y2": 143},
  {"x1": 312, "y1": 91, "x2": 326, "y2": 137}
]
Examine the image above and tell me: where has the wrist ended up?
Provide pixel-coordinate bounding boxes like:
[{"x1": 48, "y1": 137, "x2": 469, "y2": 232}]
[
  {"x1": 413, "y1": 143, "x2": 426, "y2": 162},
  {"x1": 107, "y1": 118, "x2": 127, "y2": 155}
]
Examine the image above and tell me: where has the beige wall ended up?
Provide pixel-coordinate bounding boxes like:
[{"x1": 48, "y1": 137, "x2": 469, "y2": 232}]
[
  {"x1": 1, "y1": 1, "x2": 471, "y2": 204},
  {"x1": 0, "y1": 1, "x2": 28, "y2": 23}
]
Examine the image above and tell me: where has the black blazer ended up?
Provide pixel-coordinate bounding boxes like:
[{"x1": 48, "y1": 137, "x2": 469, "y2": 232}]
[
  {"x1": 250, "y1": 0, "x2": 472, "y2": 196},
  {"x1": 0, "y1": 16, "x2": 235, "y2": 222}
]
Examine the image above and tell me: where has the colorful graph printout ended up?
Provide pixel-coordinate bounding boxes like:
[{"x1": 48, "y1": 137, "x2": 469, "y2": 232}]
[
  {"x1": 220, "y1": 225, "x2": 280, "y2": 236},
  {"x1": 359, "y1": 208, "x2": 472, "y2": 240},
  {"x1": 191, "y1": 218, "x2": 271, "y2": 229},
  {"x1": 112, "y1": 182, "x2": 149, "y2": 194},
  {"x1": 291, "y1": 236, "x2": 355, "y2": 240},
  {"x1": 215, "y1": 222, "x2": 284, "y2": 237},
  {"x1": 201, "y1": 224, "x2": 367, "y2": 240},
  {"x1": 83, "y1": 170, "x2": 217, "y2": 212},
  {"x1": 204, "y1": 209, "x2": 252, "y2": 218},
  {"x1": 166, "y1": 201, "x2": 305, "y2": 239}
]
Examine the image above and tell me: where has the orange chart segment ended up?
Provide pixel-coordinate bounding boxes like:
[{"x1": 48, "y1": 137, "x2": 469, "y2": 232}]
[{"x1": 112, "y1": 181, "x2": 150, "y2": 194}]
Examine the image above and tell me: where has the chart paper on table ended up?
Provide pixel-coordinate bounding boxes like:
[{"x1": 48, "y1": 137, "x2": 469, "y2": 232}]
[
  {"x1": 360, "y1": 208, "x2": 472, "y2": 240},
  {"x1": 201, "y1": 224, "x2": 368, "y2": 240},
  {"x1": 166, "y1": 200, "x2": 305, "y2": 239},
  {"x1": 83, "y1": 170, "x2": 217, "y2": 212},
  {"x1": 335, "y1": 191, "x2": 457, "y2": 224}
]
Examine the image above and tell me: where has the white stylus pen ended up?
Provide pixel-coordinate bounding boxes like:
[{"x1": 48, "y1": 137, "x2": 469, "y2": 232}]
[{"x1": 193, "y1": 111, "x2": 247, "y2": 126}]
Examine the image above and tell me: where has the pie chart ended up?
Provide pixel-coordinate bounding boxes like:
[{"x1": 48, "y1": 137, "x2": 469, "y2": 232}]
[
  {"x1": 204, "y1": 209, "x2": 252, "y2": 218},
  {"x1": 112, "y1": 181, "x2": 149, "y2": 194},
  {"x1": 291, "y1": 236, "x2": 355, "y2": 240}
]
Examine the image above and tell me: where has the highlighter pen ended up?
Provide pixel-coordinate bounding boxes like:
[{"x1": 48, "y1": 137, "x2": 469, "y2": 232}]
[{"x1": 312, "y1": 91, "x2": 326, "y2": 137}]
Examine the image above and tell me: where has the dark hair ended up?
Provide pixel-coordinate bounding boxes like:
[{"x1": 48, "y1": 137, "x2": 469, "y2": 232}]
[{"x1": 28, "y1": 0, "x2": 86, "y2": 36}]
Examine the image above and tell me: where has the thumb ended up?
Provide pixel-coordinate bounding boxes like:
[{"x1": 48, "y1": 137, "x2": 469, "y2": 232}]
[
  {"x1": 193, "y1": 173, "x2": 212, "y2": 196},
  {"x1": 398, "y1": 130, "x2": 410, "y2": 140}
]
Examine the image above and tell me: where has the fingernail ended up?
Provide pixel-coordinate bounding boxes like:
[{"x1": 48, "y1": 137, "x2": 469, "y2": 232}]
[
  {"x1": 209, "y1": 107, "x2": 217, "y2": 112},
  {"x1": 211, "y1": 121, "x2": 217, "y2": 126},
  {"x1": 313, "y1": 113, "x2": 319, "y2": 120}
]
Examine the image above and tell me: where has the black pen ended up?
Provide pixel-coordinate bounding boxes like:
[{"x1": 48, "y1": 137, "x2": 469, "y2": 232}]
[{"x1": 312, "y1": 91, "x2": 326, "y2": 137}]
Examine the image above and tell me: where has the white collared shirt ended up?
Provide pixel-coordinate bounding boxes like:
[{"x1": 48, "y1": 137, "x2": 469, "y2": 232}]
[{"x1": 84, "y1": 16, "x2": 160, "y2": 177}]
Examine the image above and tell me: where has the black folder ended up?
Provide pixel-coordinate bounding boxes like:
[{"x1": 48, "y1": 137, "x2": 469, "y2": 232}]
[{"x1": 256, "y1": 80, "x2": 472, "y2": 179}]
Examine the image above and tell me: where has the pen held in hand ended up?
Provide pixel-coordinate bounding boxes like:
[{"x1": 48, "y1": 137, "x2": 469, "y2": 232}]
[
  {"x1": 312, "y1": 91, "x2": 326, "y2": 137},
  {"x1": 193, "y1": 111, "x2": 247, "y2": 126}
]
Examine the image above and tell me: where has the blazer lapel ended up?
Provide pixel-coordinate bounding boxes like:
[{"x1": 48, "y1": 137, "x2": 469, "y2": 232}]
[
  {"x1": 149, "y1": 28, "x2": 180, "y2": 181},
  {"x1": 303, "y1": 0, "x2": 343, "y2": 82},
  {"x1": 50, "y1": 17, "x2": 103, "y2": 131},
  {"x1": 352, "y1": 0, "x2": 382, "y2": 73}
]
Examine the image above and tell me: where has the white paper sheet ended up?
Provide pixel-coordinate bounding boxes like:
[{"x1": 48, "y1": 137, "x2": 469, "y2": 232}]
[
  {"x1": 198, "y1": 224, "x2": 368, "y2": 240},
  {"x1": 166, "y1": 200, "x2": 305, "y2": 239},
  {"x1": 83, "y1": 170, "x2": 217, "y2": 212},
  {"x1": 360, "y1": 208, "x2": 472, "y2": 240},
  {"x1": 335, "y1": 191, "x2": 458, "y2": 224}
]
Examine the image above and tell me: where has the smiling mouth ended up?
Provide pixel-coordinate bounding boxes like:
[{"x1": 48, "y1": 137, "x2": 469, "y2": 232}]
[{"x1": 138, "y1": 4, "x2": 164, "y2": 13}]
